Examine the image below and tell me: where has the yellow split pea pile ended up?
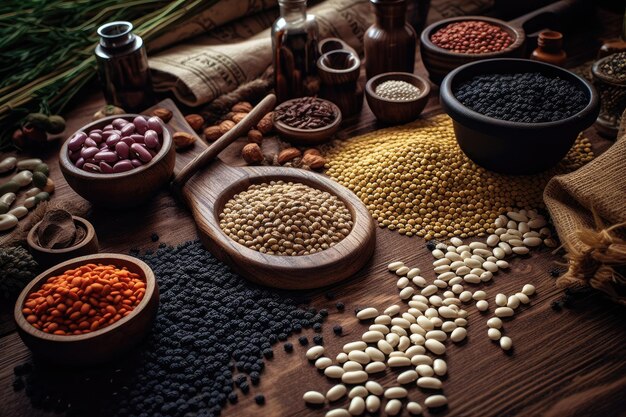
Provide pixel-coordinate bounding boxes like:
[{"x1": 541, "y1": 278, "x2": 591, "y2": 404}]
[{"x1": 322, "y1": 114, "x2": 593, "y2": 240}]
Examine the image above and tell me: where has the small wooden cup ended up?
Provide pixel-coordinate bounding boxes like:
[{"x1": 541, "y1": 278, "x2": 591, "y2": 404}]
[
  {"x1": 59, "y1": 114, "x2": 175, "y2": 209},
  {"x1": 318, "y1": 50, "x2": 364, "y2": 117},
  {"x1": 27, "y1": 216, "x2": 99, "y2": 269},
  {"x1": 14, "y1": 253, "x2": 159, "y2": 366},
  {"x1": 365, "y1": 72, "x2": 431, "y2": 125}
]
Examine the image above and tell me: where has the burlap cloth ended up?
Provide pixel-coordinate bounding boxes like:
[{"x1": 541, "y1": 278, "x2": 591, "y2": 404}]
[{"x1": 544, "y1": 115, "x2": 626, "y2": 305}]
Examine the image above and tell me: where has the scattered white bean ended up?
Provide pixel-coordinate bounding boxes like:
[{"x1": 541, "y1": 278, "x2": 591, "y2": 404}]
[
  {"x1": 425, "y1": 394, "x2": 448, "y2": 408},
  {"x1": 388, "y1": 261, "x2": 404, "y2": 271},
  {"x1": 476, "y1": 300, "x2": 489, "y2": 311},
  {"x1": 343, "y1": 370, "x2": 369, "y2": 384},
  {"x1": 500, "y1": 336, "x2": 513, "y2": 351},
  {"x1": 326, "y1": 384, "x2": 347, "y2": 401},
  {"x1": 385, "y1": 399, "x2": 402, "y2": 416},
  {"x1": 303, "y1": 390, "x2": 326, "y2": 404},
  {"x1": 356, "y1": 308, "x2": 378, "y2": 320},
  {"x1": 487, "y1": 317, "x2": 502, "y2": 329},
  {"x1": 349, "y1": 396, "x2": 366, "y2": 415},
  {"x1": 488, "y1": 328, "x2": 502, "y2": 340},
  {"x1": 522, "y1": 284, "x2": 536, "y2": 296},
  {"x1": 495, "y1": 307, "x2": 514, "y2": 317},
  {"x1": 365, "y1": 395, "x2": 381, "y2": 413},
  {"x1": 306, "y1": 346, "x2": 325, "y2": 360}
]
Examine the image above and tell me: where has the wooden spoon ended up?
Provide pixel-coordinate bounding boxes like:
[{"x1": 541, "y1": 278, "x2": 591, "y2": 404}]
[{"x1": 171, "y1": 94, "x2": 376, "y2": 289}]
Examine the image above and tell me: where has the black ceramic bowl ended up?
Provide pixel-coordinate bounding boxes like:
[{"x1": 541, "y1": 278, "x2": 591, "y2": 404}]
[{"x1": 440, "y1": 59, "x2": 599, "y2": 174}]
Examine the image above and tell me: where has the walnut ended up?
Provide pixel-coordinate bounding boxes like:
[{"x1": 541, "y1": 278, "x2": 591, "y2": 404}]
[
  {"x1": 231, "y1": 112, "x2": 247, "y2": 124},
  {"x1": 151, "y1": 108, "x2": 173, "y2": 123},
  {"x1": 302, "y1": 153, "x2": 326, "y2": 170},
  {"x1": 204, "y1": 126, "x2": 222, "y2": 142},
  {"x1": 247, "y1": 129, "x2": 263, "y2": 144},
  {"x1": 173, "y1": 131, "x2": 196, "y2": 149},
  {"x1": 232, "y1": 102, "x2": 253, "y2": 113},
  {"x1": 256, "y1": 112, "x2": 274, "y2": 134},
  {"x1": 219, "y1": 120, "x2": 236, "y2": 135},
  {"x1": 184, "y1": 114, "x2": 204, "y2": 132},
  {"x1": 242, "y1": 143, "x2": 264, "y2": 164},
  {"x1": 277, "y1": 147, "x2": 302, "y2": 165}
]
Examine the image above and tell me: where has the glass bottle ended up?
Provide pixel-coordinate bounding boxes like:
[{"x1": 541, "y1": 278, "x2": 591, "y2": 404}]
[
  {"x1": 531, "y1": 31, "x2": 567, "y2": 67},
  {"x1": 271, "y1": 0, "x2": 320, "y2": 103},
  {"x1": 364, "y1": 0, "x2": 416, "y2": 80},
  {"x1": 95, "y1": 21, "x2": 155, "y2": 112}
]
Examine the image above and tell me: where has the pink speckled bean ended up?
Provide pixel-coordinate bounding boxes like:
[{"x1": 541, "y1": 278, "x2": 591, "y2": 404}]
[
  {"x1": 130, "y1": 134, "x2": 144, "y2": 143},
  {"x1": 81, "y1": 146, "x2": 99, "y2": 159},
  {"x1": 133, "y1": 116, "x2": 148, "y2": 134},
  {"x1": 131, "y1": 143, "x2": 152, "y2": 163},
  {"x1": 144, "y1": 130, "x2": 159, "y2": 149},
  {"x1": 99, "y1": 162, "x2": 114, "y2": 173},
  {"x1": 89, "y1": 132, "x2": 103, "y2": 143},
  {"x1": 131, "y1": 159, "x2": 143, "y2": 167},
  {"x1": 147, "y1": 117, "x2": 163, "y2": 134},
  {"x1": 68, "y1": 132, "x2": 87, "y2": 151},
  {"x1": 113, "y1": 160, "x2": 134, "y2": 173},
  {"x1": 84, "y1": 137, "x2": 98, "y2": 148},
  {"x1": 115, "y1": 141, "x2": 130, "y2": 159},
  {"x1": 121, "y1": 136, "x2": 134, "y2": 146},
  {"x1": 83, "y1": 163, "x2": 100, "y2": 173},
  {"x1": 76, "y1": 157, "x2": 85, "y2": 169},
  {"x1": 106, "y1": 133, "x2": 121, "y2": 147},
  {"x1": 120, "y1": 123, "x2": 136, "y2": 136},
  {"x1": 94, "y1": 151, "x2": 118, "y2": 163},
  {"x1": 112, "y1": 118, "x2": 128, "y2": 130}
]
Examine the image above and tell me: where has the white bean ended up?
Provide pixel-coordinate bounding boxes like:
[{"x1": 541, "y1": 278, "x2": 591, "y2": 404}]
[
  {"x1": 327, "y1": 384, "x2": 347, "y2": 401},
  {"x1": 433, "y1": 358, "x2": 447, "y2": 376},
  {"x1": 432, "y1": 249, "x2": 445, "y2": 259},
  {"x1": 344, "y1": 341, "x2": 367, "y2": 352},
  {"x1": 365, "y1": 347, "x2": 385, "y2": 362},
  {"x1": 476, "y1": 300, "x2": 488, "y2": 311},
  {"x1": 425, "y1": 395, "x2": 448, "y2": 408},
  {"x1": 488, "y1": 328, "x2": 502, "y2": 340},
  {"x1": 363, "y1": 330, "x2": 385, "y2": 343},
  {"x1": 315, "y1": 357, "x2": 333, "y2": 369},
  {"x1": 411, "y1": 354, "x2": 433, "y2": 366},
  {"x1": 365, "y1": 381, "x2": 384, "y2": 395},
  {"x1": 450, "y1": 327, "x2": 467, "y2": 342},
  {"x1": 524, "y1": 237, "x2": 542, "y2": 247},
  {"x1": 522, "y1": 284, "x2": 536, "y2": 296},
  {"x1": 369, "y1": 324, "x2": 390, "y2": 335},
  {"x1": 416, "y1": 364, "x2": 434, "y2": 376},
  {"x1": 417, "y1": 376, "x2": 442, "y2": 389},
  {"x1": 507, "y1": 211, "x2": 528, "y2": 222},
  {"x1": 507, "y1": 295, "x2": 520, "y2": 309},
  {"x1": 342, "y1": 370, "x2": 369, "y2": 384},
  {"x1": 433, "y1": 258, "x2": 450, "y2": 267},
  {"x1": 303, "y1": 390, "x2": 325, "y2": 404},
  {"x1": 356, "y1": 308, "x2": 378, "y2": 320},
  {"x1": 349, "y1": 397, "x2": 366, "y2": 416},
  {"x1": 385, "y1": 399, "x2": 402, "y2": 416},
  {"x1": 396, "y1": 266, "x2": 410, "y2": 276},
  {"x1": 325, "y1": 366, "x2": 345, "y2": 379},
  {"x1": 515, "y1": 292, "x2": 530, "y2": 304},
  {"x1": 495, "y1": 307, "x2": 514, "y2": 317},
  {"x1": 348, "y1": 350, "x2": 370, "y2": 365},
  {"x1": 425, "y1": 339, "x2": 446, "y2": 355},
  {"x1": 343, "y1": 361, "x2": 363, "y2": 372},
  {"x1": 0, "y1": 214, "x2": 18, "y2": 231},
  {"x1": 388, "y1": 261, "x2": 404, "y2": 271},
  {"x1": 496, "y1": 260, "x2": 509, "y2": 269},
  {"x1": 399, "y1": 287, "x2": 415, "y2": 299},
  {"x1": 397, "y1": 277, "x2": 409, "y2": 289},
  {"x1": 512, "y1": 246, "x2": 530, "y2": 255},
  {"x1": 407, "y1": 401, "x2": 423, "y2": 415},
  {"x1": 388, "y1": 356, "x2": 411, "y2": 367},
  {"x1": 398, "y1": 370, "x2": 419, "y2": 384},
  {"x1": 487, "y1": 317, "x2": 502, "y2": 329},
  {"x1": 500, "y1": 336, "x2": 513, "y2": 350},
  {"x1": 365, "y1": 395, "x2": 381, "y2": 413},
  {"x1": 337, "y1": 352, "x2": 348, "y2": 363},
  {"x1": 384, "y1": 387, "x2": 408, "y2": 399},
  {"x1": 421, "y1": 285, "x2": 438, "y2": 296},
  {"x1": 472, "y1": 290, "x2": 487, "y2": 300},
  {"x1": 407, "y1": 267, "x2": 422, "y2": 279},
  {"x1": 306, "y1": 345, "x2": 325, "y2": 360},
  {"x1": 412, "y1": 276, "x2": 427, "y2": 287},
  {"x1": 450, "y1": 237, "x2": 463, "y2": 246}
]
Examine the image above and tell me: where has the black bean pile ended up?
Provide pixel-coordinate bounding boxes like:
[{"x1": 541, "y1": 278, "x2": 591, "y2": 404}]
[
  {"x1": 12, "y1": 241, "x2": 325, "y2": 417},
  {"x1": 274, "y1": 96, "x2": 337, "y2": 129},
  {"x1": 598, "y1": 52, "x2": 626, "y2": 81},
  {"x1": 454, "y1": 72, "x2": 587, "y2": 123}
]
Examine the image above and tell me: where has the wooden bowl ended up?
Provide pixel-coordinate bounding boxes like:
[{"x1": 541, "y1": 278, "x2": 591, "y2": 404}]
[
  {"x1": 420, "y1": 16, "x2": 526, "y2": 84},
  {"x1": 365, "y1": 72, "x2": 431, "y2": 124},
  {"x1": 440, "y1": 58, "x2": 600, "y2": 174},
  {"x1": 27, "y1": 216, "x2": 99, "y2": 269},
  {"x1": 59, "y1": 114, "x2": 175, "y2": 208},
  {"x1": 273, "y1": 98, "x2": 342, "y2": 145},
  {"x1": 14, "y1": 253, "x2": 159, "y2": 366}
]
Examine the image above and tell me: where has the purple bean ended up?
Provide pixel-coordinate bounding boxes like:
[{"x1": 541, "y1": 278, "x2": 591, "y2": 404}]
[
  {"x1": 121, "y1": 136, "x2": 135, "y2": 147},
  {"x1": 112, "y1": 118, "x2": 129, "y2": 130},
  {"x1": 113, "y1": 160, "x2": 134, "y2": 173},
  {"x1": 84, "y1": 137, "x2": 98, "y2": 148},
  {"x1": 76, "y1": 157, "x2": 85, "y2": 169},
  {"x1": 94, "y1": 151, "x2": 118, "y2": 163},
  {"x1": 68, "y1": 150, "x2": 80, "y2": 162},
  {"x1": 89, "y1": 132, "x2": 103, "y2": 143},
  {"x1": 83, "y1": 163, "x2": 100, "y2": 173},
  {"x1": 103, "y1": 124, "x2": 114, "y2": 131},
  {"x1": 115, "y1": 141, "x2": 130, "y2": 159},
  {"x1": 99, "y1": 162, "x2": 114, "y2": 174},
  {"x1": 81, "y1": 147, "x2": 100, "y2": 159},
  {"x1": 148, "y1": 149, "x2": 158, "y2": 158},
  {"x1": 120, "y1": 123, "x2": 136, "y2": 136},
  {"x1": 131, "y1": 159, "x2": 143, "y2": 167},
  {"x1": 84, "y1": 158, "x2": 97, "y2": 165},
  {"x1": 130, "y1": 134, "x2": 144, "y2": 143},
  {"x1": 131, "y1": 143, "x2": 152, "y2": 163},
  {"x1": 147, "y1": 116, "x2": 163, "y2": 134},
  {"x1": 68, "y1": 132, "x2": 87, "y2": 151},
  {"x1": 133, "y1": 116, "x2": 148, "y2": 134},
  {"x1": 106, "y1": 133, "x2": 121, "y2": 148},
  {"x1": 144, "y1": 130, "x2": 159, "y2": 149}
]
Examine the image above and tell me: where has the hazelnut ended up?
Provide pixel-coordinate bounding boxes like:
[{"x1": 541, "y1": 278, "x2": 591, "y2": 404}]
[
  {"x1": 277, "y1": 147, "x2": 302, "y2": 165},
  {"x1": 152, "y1": 108, "x2": 173, "y2": 123},
  {"x1": 256, "y1": 112, "x2": 274, "y2": 134},
  {"x1": 219, "y1": 120, "x2": 236, "y2": 135},
  {"x1": 242, "y1": 143, "x2": 264, "y2": 164},
  {"x1": 248, "y1": 129, "x2": 263, "y2": 144},
  {"x1": 302, "y1": 153, "x2": 326, "y2": 170},
  {"x1": 173, "y1": 131, "x2": 196, "y2": 149},
  {"x1": 204, "y1": 126, "x2": 222, "y2": 142},
  {"x1": 185, "y1": 114, "x2": 204, "y2": 132},
  {"x1": 303, "y1": 148, "x2": 321, "y2": 157},
  {"x1": 232, "y1": 102, "x2": 253, "y2": 113},
  {"x1": 231, "y1": 112, "x2": 247, "y2": 124}
]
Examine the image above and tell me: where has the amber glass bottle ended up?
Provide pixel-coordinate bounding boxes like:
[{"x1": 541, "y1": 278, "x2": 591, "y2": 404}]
[{"x1": 531, "y1": 31, "x2": 567, "y2": 67}]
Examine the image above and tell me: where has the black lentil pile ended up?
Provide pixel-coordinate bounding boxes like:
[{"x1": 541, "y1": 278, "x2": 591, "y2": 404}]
[
  {"x1": 12, "y1": 241, "x2": 324, "y2": 417},
  {"x1": 454, "y1": 72, "x2": 587, "y2": 122},
  {"x1": 598, "y1": 52, "x2": 626, "y2": 81}
]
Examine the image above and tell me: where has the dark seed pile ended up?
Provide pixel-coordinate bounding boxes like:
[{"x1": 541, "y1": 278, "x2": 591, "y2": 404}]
[
  {"x1": 454, "y1": 72, "x2": 587, "y2": 123},
  {"x1": 12, "y1": 241, "x2": 324, "y2": 417},
  {"x1": 0, "y1": 246, "x2": 39, "y2": 300},
  {"x1": 598, "y1": 52, "x2": 626, "y2": 81},
  {"x1": 274, "y1": 97, "x2": 337, "y2": 129}
]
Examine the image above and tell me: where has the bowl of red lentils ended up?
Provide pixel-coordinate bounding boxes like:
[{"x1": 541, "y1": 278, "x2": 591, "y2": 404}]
[
  {"x1": 420, "y1": 16, "x2": 526, "y2": 84},
  {"x1": 14, "y1": 253, "x2": 159, "y2": 365}
]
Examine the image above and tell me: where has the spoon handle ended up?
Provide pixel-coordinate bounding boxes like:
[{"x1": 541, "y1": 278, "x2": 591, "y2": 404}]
[{"x1": 171, "y1": 94, "x2": 277, "y2": 193}]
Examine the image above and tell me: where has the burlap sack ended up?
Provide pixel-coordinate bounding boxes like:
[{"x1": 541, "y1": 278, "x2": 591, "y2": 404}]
[{"x1": 544, "y1": 115, "x2": 626, "y2": 305}]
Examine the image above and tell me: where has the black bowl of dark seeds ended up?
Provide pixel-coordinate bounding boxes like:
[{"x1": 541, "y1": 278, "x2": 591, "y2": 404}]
[
  {"x1": 273, "y1": 96, "x2": 342, "y2": 144},
  {"x1": 440, "y1": 58, "x2": 599, "y2": 174}
]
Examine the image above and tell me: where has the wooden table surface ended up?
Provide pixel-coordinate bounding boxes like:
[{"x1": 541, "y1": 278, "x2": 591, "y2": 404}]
[{"x1": 2, "y1": 7, "x2": 626, "y2": 417}]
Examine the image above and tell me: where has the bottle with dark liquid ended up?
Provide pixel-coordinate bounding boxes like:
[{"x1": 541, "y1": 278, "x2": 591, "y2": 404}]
[{"x1": 272, "y1": 0, "x2": 320, "y2": 103}]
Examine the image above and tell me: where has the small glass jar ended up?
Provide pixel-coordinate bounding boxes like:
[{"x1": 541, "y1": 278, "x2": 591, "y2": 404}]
[{"x1": 592, "y1": 53, "x2": 626, "y2": 139}]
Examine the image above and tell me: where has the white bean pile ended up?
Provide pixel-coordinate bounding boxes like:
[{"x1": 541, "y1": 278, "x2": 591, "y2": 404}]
[{"x1": 302, "y1": 209, "x2": 545, "y2": 416}]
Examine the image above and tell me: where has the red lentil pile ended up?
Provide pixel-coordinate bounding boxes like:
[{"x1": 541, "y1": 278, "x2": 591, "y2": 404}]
[
  {"x1": 430, "y1": 20, "x2": 513, "y2": 54},
  {"x1": 22, "y1": 263, "x2": 145, "y2": 335}
]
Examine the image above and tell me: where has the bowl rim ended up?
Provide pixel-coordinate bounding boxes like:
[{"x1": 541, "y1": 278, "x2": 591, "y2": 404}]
[
  {"x1": 26, "y1": 216, "x2": 96, "y2": 255},
  {"x1": 440, "y1": 58, "x2": 600, "y2": 130},
  {"x1": 273, "y1": 98, "x2": 343, "y2": 135},
  {"x1": 365, "y1": 72, "x2": 431, "y2": 104},
  {"x1": 14, "y1": 253, "x2": 156, "y2": 342},
  {"x1": 59, "y1": 114, "x2": 172, "y2": 180},
  {"x1": 420, "y1": 15, "x2": 525, "y2": 58},
  {"x1": 317, "y1": 50, "x2": 361, "y2": 75}
]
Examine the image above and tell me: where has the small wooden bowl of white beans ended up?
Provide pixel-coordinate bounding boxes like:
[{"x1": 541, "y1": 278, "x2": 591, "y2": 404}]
[{"x1": 365, "y1": 72, "x2": 431, "y2": 125}]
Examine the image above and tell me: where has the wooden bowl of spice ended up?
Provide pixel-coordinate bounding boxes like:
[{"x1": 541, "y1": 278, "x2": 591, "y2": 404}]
[
  {"x1": 14, "y1": 253, "x2": 159, "y2": 365},
  {"x1": 420, "y1": 16, "x2": 525, "y2": 84},
  {"x1": 27, "y1": 211, "x2": 99, "y2": 269},
  {"x1": 59, "y1": 114, "x2": 175, "y2": 208},
  {"x1": 365, "y1": 72, "x2": 431, "y2": 124},
  {"x1": 273, "y1": 97, "x2": 342, "y2": 144}
]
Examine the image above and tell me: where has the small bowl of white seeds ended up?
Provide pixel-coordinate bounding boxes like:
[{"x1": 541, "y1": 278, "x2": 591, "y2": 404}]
[{"x1": 365, "y1": 72, "x2": 431, "y2": 124}]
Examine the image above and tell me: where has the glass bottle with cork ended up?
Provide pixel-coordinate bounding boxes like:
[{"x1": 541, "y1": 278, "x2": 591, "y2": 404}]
[
  {"x1": 272, "y1": 0, "x2": 320, "y2": 103},
  {"x1": 95, "y1": 21, "x2": 155, "y2": 112}
]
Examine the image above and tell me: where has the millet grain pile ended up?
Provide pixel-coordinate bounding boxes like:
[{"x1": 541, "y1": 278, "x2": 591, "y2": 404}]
[{"x1": 322, "y1": 114, "x2": 593, "y2": 239}]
